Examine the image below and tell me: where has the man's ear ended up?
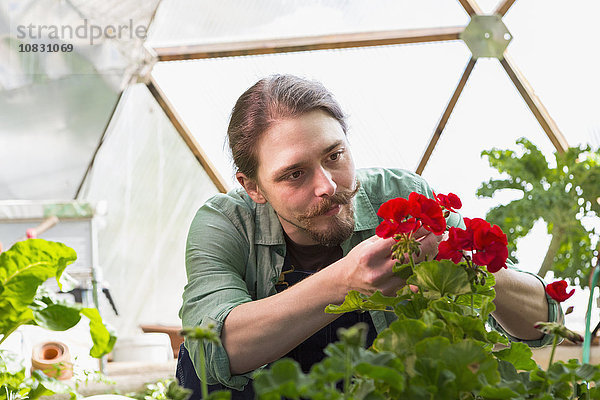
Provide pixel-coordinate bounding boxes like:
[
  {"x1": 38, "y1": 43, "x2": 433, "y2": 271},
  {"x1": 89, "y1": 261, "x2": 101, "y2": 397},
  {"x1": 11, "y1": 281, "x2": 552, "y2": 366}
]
[{"x1": 236, "y1": 172, "x2": 267, "y2": 204}]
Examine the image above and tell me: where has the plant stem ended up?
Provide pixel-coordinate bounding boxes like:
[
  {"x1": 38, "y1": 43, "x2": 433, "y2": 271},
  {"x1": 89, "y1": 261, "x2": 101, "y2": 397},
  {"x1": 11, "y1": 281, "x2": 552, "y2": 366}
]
[
  {"x1": 471, "y1": 294, "x2": 475, "y2": 317},
  {"x1": 199, "y1": 341, "x2": 208, "y2": 399},
  {"x1": 548, "y1": 334, "x2": 559, "y2": 370},
  {"x1": 344, "y1": 346, "x2": 351, "y2": 397}
]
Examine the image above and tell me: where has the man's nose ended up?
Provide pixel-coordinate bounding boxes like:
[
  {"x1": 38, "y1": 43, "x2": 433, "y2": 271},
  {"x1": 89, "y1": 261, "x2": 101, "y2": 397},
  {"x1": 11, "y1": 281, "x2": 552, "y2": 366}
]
[{"x1": 314, "y1": 168, "x2": 336, "y2": 197}]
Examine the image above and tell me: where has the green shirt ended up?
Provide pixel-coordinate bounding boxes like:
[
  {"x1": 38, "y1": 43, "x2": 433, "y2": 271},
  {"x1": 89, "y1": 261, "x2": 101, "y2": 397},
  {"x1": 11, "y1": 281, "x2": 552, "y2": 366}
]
[{"x1": 180, "y1": 167, "x2": 560, "y2": 390}]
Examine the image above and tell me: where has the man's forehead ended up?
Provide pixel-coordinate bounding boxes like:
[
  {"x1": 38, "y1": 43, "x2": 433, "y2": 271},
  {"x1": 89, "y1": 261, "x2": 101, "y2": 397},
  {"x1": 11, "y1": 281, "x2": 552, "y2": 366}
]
[{"x1": 269, "y1": 139, "x2": 345, "y2": 176}]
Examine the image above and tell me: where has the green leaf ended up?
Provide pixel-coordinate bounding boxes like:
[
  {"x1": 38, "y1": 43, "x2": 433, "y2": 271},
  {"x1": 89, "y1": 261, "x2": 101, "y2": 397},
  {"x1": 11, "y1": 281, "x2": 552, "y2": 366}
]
[
  {"x1": 372, "y1": 319, "x2": 445, "y2": 358},
  {"x1": 431, "y1": 300, "x2": 492, "y2": 343},
  {"x1": 441, "y1": 339, "x2": 500, "y2": 392},
  {"x1": 254, "y1": 359, "x2": 308, "y2": 400},
  {"x1": 25, "y1": 370, "x2": 75, "y2": 400},
  {"x1": 355, "y1": 362, "x2": 405, "y2": 392},
  {"x1": 494, "y1": 342, "x2": 537, "y2": 371},
  {"x1": 33, "y1": 302, "x2": 82, "y2": 331},
  {"x1": 80, "y1": 308, "x2": 117, "y2": 358},
  {"x1": 392, "y1": 262, "x2": 413, "y2": 280},
  {"x1": 0, "y1": 240, "x2": 76, "y2": 337},
  {"x1": 478, "y1": 384, "x2": 521, "y2": 399},
  {"x1": 407, "y1": 260, "x2": 471, "y2": 298},
  {"x1": 205, "y1": 390, "x2": 231, "y2": 400},
  {"x1": 576, "y1": 363, "x2": 600, "y2": 381},
  {"x1": 456, "y1": 273, "x2": 496, "y2": 309},
  {"x1": 166, "y1": 380, "x2": 194, "y2": 400},
  {"x1": 325, "y1": 290, "x2": 398, "y2": 314},
  {"x1": 393, "y1": 291, "x2": 429, "y2": 319}
]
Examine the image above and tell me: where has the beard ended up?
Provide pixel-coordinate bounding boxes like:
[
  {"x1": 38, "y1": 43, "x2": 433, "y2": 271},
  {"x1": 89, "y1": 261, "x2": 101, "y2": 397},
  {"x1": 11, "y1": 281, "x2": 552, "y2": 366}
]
[{"x1": 279, "y1": 180, "x2": 360, "y2": 247}]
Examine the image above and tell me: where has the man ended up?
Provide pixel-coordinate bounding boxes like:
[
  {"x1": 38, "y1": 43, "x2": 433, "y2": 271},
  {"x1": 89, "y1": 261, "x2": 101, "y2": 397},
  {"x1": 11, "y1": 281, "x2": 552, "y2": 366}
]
[{"x1": 177, "y1": 74, "x2": 560, "y2": 397}]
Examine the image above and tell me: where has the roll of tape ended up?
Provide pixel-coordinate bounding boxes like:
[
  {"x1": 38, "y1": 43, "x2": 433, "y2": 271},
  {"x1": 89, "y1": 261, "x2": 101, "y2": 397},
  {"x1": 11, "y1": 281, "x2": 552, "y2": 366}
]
[{"x1": 31, "y1": 341, "x2": 73, "y2": 380}]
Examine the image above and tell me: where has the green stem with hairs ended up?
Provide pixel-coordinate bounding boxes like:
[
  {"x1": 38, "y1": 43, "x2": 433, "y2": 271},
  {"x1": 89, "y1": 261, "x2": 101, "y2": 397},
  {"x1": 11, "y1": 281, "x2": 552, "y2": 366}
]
[
  {"x1": 199, "y1": 341, "x2": 208, "y2": 399},
  {"x1": 344, "y1": 345, "x2": 351, "y2": 397},
  {"x1": 548, "y1": 334, "x2": 558, "y2": 370}
]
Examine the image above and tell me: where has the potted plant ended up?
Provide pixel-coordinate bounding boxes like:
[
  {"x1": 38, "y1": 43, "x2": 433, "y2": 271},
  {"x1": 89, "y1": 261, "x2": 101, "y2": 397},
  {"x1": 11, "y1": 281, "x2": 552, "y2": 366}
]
[{"x1": 0, "y1": 239, "x2": 116, "y2": 398}]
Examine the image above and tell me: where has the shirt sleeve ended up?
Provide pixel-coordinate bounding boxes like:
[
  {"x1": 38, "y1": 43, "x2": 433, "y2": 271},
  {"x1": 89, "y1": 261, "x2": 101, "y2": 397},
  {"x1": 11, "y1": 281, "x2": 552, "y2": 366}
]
[
  {"x1": 180, "y1": 198, "x2": 256, "y2": 390},
  {"x1": 486, "y1": 260, "x2": 563, "y2": 348}
]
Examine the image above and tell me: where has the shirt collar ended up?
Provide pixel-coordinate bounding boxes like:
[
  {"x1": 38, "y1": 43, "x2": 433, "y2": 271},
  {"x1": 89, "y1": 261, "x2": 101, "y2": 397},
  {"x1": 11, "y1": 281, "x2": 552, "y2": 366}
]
[{"x1": 253, "y1": 183, "x2": 379, "y2": 245}]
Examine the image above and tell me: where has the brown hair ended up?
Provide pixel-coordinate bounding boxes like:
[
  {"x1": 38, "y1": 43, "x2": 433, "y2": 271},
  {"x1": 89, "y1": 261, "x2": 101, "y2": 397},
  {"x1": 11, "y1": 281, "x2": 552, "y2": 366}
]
[{"x1": 226, "y1": 74, "x2": 348, "y2": 179}]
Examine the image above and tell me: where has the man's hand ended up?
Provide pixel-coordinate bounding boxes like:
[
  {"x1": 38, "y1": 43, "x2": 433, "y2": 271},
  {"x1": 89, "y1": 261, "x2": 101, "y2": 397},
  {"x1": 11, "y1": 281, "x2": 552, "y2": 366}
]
[
  {"x1": 411, "y1": 227, "x2": 445, "y2": 264},
  {"x1": 342, "y1": 235, "x2": 402, "y2": 296},
  {"x1": 341, "y1": 229, "x2": 444, "y2": 297}
]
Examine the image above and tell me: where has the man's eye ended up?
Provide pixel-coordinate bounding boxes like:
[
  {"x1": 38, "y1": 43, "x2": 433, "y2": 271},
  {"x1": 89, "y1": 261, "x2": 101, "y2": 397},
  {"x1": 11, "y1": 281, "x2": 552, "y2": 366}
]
[
  {"x1": 288, "y1": 171, "x2": 303, "y2": 180},
  {"x1": 330, "y1": 151, "x2": 343, "y2": 161}
]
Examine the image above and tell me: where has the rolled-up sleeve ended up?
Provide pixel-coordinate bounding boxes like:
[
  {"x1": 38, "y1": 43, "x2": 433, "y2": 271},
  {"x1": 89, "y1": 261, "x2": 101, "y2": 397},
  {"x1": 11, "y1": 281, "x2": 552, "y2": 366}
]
[
  {"x1": 180, "y1": 198, "x2": 255, "y2": 390},
  {"x1": 487, "y1": 263, "x2": 563, "y2": 348}
]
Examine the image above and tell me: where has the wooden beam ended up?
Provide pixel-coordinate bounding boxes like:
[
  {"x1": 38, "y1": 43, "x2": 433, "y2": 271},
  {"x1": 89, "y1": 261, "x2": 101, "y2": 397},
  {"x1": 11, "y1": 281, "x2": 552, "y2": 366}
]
[
  {"x1": 146, "y1": 75, "x2": 230, "y2": 193},
  {"x1": 457, "y1": 0, "x2": 483, "y2": 16},
  {"x1": 416, "y1": 58, "x2": 477, "y2": 175},
  {"x1": 494, "y1": 0, "x2": 518, "y2": 16},
  {"x1": 500, "y1": 52, "x2": 569, "y2": 153},
  {"x1": 154, "y1": 26, "x2": 464, "y2": 61}
]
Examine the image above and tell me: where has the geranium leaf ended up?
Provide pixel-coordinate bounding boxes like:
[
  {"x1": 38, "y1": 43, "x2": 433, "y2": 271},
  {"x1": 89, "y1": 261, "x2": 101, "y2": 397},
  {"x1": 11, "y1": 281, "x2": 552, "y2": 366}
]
[
  {"x1": 372, "y1": 319, "x2": 444, "y2": 358},
  {"x1": 494, "y1": 342, "x2": 537, "y2": 371},
  {"x1": 355, "y1": 362, "x2": 405, "y2": 392},
  {"x1": 325, "y1": 290, "x2": 397, "y2": 314},
  {"x1": 254, "y1": 358, "x2": 308, "y2": 400},
  {"x1": 407, "y1": 260, "x2": 471, "y2": 298},
  {"x1": 392, "y1": 262, "x2": 413, "y2": 280},
  {"x1": 393, "y1": 292, "x2": 429, "y2": 319}
]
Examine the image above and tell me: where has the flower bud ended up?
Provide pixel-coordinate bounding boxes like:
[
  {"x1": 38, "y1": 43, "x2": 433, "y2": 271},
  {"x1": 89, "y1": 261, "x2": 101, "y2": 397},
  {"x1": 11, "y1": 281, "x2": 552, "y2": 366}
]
[{"x1": 565, "y1": 306, "x2": 574, "y2": 315}]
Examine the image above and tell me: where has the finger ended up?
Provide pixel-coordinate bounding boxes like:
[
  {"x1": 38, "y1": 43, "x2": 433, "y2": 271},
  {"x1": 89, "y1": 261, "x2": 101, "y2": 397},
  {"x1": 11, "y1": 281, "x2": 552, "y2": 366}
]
[
  {"x1": 377, "y1": 276, "x2": 407, "y2": 296},
  {"x1": 412, "y1": 226, "x2": 429, "y2": 239},
  {"x1": 370, "y1": 235, "x2": 397, "y2": 253}
]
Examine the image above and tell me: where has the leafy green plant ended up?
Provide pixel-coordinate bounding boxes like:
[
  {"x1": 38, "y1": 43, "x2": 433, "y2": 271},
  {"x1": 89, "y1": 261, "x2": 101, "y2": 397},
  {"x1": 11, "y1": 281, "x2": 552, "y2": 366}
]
[
  {"x1": 254, "y1": 266, "x2": 598, "y2": 399},
  {"x1": 477, "y1": 138, "x2": 600, "y2": 287},
  {"x1": 251, "y1": 192, "x2": 599, "y2": 399},
  {"x1": 128, "y1": 378, "x2": 192, "y2": 400},
  {"x1": 0, "y1": 239, "x2": 117, "y2": 399}
]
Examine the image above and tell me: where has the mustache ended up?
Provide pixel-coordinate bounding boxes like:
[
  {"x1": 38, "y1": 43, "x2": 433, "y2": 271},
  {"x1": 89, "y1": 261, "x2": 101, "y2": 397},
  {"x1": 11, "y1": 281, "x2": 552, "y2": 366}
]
[{"x1": 301, "y1": 181, "x2": 361, "y2": 219}]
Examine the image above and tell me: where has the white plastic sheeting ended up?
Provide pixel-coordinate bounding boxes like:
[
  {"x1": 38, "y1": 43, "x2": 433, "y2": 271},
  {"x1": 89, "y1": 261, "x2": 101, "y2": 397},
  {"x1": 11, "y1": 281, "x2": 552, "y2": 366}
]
[
  {"x1": 147, "y1": 0, "x2": 468, "y2": 47},
  {"x1": 77, "y1": 83, "x2": 218, "y2": 335},
  {"x1": 0, "y1": 75, "x2": 118, "y2": 199}
]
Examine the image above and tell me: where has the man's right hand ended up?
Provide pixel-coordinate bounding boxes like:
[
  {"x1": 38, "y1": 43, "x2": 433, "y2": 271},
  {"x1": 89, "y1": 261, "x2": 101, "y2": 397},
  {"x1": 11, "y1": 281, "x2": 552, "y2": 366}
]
[
  {"x1": 339, "y1": 230, "x2": 443, "y2": 297},
  {"x1": 340, "y1": 235, "x2": 406, "y2": 297}
]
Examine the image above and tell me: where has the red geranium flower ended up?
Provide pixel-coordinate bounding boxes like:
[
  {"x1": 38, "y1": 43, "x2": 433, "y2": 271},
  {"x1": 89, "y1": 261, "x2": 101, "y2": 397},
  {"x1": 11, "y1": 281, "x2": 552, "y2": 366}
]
[
  {"x1": 469, "y1": 218, "x2": 508, "y2": 273},
  {"x1": 376, "y1": 197, "x2": 423, "y2": 238},
  {"x1": 436, "y1": 228, "x2": 464, "y2": 264},
  {"x1": 434, "y1": 192, "x2": 462, "y2": 213},
  {"x1": 408, "y1": 192, "x2": 446, "y2": 235},
  {"x1": 377, "y1": 197, "x2": 410, "y2": 222},
  {"x1": 545, "y1": 280, "x2": 575, "y2": 303},
  {"x1": 436, "y1": 217, "x2": 508, "y2": 273},
  {"x1": 375, "y1": 220, "x2": 401, "y2": 239}
]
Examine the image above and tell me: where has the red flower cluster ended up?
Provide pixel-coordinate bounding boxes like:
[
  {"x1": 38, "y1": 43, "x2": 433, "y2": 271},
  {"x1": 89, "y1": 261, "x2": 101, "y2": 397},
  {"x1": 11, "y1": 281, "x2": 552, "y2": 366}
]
[
  {"x1": 545, "y1": 280, "x2": 575, "y2": 303},
  {"x1": 376, "y1": 192, "x2": 447, "y2": 239},
  {"x1": 434, "y1": 192, "x2": 462, "y2": 213},
  {"x1": 436, "y1": 218, "x2": 508, "y2": 273}
]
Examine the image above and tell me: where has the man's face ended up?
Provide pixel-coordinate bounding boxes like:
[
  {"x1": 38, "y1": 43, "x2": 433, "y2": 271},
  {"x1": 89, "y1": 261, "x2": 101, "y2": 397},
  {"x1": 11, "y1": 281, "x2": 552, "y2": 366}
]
[{"x1": 243, "y1": 110, "x2": 358, "y2": 246}]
